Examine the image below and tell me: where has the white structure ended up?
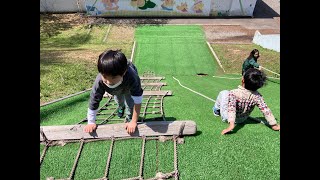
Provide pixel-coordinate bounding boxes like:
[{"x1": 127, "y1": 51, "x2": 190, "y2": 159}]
[
  {"x1": 40, "y1": 0, "x2": 258, "y2": 17},
  {"x1": 210, "y1": 0, "x2": 256, "y2": 16},
  {"x1": 40, "y1": 0, "x2": 86, "y2": 13},
  {"x1": 252, "y1": 30, "x2": 280, "y2": 52}
]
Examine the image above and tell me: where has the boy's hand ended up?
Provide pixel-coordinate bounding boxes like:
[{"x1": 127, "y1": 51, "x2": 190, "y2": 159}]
[
  {"x1": 221, "y1": 129, "x2": 232, "y2": 135},
  {"x1": 84, "y1": 124, "x2": 97, "y2": 133},
  {"x1": 125, "y1": 121, "x2": 137, "y2": 134},
  {"x1": 271, "y1": 124, "x2": 280, "y2": 131},
  {"x1": 221, "y1": 122, "x2": 235, "y2": 135}
]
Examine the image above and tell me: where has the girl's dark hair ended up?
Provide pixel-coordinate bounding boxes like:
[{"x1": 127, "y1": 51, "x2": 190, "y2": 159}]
[
  {"x1": 97, "y1": 49, "x2": 128, "y2": 76},
  {"x1": 243, "y1": 68, "x2": 267, "y2": 91},
  {"x1": 249, "y1": 49, "x2": 260, "y2": 59}
]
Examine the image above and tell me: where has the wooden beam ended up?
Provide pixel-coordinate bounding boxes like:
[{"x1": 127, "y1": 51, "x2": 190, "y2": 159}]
[
  {"x1": 141, "y1": 82, "x2": 167, "y2": 86},
  {"x1": 40, "y1": 121, "x2": 196, "y2": 141},
  {"x1": 140, "y1": 77, "x2": 165, "y2": 80},
  {"x1": 143, "y1": 90, "x2": 172, "y2": 96},
  {"x1": 104, "y1": 90, "x2": 172, "y2": 98}
]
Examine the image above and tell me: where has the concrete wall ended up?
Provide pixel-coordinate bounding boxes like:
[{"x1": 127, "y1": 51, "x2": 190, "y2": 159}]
[
  {"x1": 40, "y1": 0, "x2": 257, "y2": 17},
  {"x1": 252, "y1": 30, "x2": 280, "y2": 52},
  {"x1": 210, "y1": 0, "x2": 257, "y2": 16},
  {"x1": 40, "y1": 0, "x2": 86, "y2": 13}
]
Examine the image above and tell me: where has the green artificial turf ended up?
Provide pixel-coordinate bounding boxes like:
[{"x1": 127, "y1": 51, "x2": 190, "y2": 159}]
[{"x1": 40, "y1": 25, "x2": 280, "y2": 180}]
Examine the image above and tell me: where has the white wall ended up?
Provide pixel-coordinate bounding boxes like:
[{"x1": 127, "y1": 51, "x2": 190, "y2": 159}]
[
  {"x1": 40, "y1": 0, "x2": 86, "y2": 13},
  {"x1": 210, "y1": 0, "x2": 256, "y2": 16},
  {"x1": 252, "y1": 30, "x2": 280, "y2": 52},
  {"x1": 40, "y1": 0, "x2": 257, "y2": 17},
  {"x1": 229, "y1": 0, "x2": 257, "y2": 16}
]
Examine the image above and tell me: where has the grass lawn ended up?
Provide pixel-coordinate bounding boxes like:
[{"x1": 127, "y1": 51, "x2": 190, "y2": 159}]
[
  {"x1": 40, "y1": 21, "x2": 280, "y2": 180},
  {"x1": 210, "y1": 43, "x2": 280, "y2": 78},
  {"x1": 40, "y1": 14, "x2": 135, "y2": 104}
]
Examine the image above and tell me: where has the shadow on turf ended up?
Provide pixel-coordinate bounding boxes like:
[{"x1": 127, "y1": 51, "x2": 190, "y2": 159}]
[
  {"x1": 225, "y1": 117, "x2": 278, "y2": 134},
  {"x1": 40, "y1": 94, "x2": 90, "y2": 123},
  {"x1": 267, "y1": 78, "x2": 280, "y2": 85},
  {"x1": 141, "y1": 117, "x2": 202, "y2": 137}
]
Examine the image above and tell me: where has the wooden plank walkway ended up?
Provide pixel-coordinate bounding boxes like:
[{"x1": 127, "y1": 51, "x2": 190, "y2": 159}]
[{"x1": 40, "y1": 120, "x2": 196, "y2": 141}]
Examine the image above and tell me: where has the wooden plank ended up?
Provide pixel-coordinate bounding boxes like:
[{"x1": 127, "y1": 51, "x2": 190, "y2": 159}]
[
  {"x1": 140, "y1": 77, "x2": 165, "y2": 80},
  {"x1": 40, "y1": 120, "x2": 196, "y2": 141},
  {"x1": 104, "y1": 90, "x2": 171, "y2": 98},
  {"x1": 143, "y1": 90, "x2": 172, "y2": 96},
  {"x1": 141, "y1": 82, "x2": 167, "y2": 86}
]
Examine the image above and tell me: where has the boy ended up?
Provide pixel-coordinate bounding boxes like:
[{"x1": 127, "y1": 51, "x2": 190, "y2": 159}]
[
  {"x1": 84, "y1": 49, "x2": 143, "y2": 134},
  {"x1": 213, "y1": 68, "x2": 280, "y2": 135}
]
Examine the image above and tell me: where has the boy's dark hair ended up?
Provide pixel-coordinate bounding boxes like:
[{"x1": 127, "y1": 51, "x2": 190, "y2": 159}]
[
  {"x1": 243, "y1": 68, "x2": 267, "y2": 91},
  {"x1": 97, "y1": 49, "x2": 128, "y2": 76}
]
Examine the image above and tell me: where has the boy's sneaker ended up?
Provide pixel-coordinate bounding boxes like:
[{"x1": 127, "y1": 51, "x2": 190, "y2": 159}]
[
  {"x1": 117, "y1": 106, "x2": 125, "y2": 118},
  {"x1": 213, "y1": 108, "x2": 220, "y2": 116}
]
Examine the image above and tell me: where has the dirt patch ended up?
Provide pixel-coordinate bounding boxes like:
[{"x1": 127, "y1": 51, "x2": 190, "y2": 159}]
[
  {"x1": 108, "y1": 25, "x2": 135, "y2": 43},
  {"x1": 273, "y1": 17, "x2": 280, "y2": 24},
  {"x1": 40, "y1": 13, "x2": 94, "y2": 37},
  {"x1": 61, "y1": 50, "x2": 101, "y2": 63},
  {"x1": 40, "y1": 13, "x2": 92, "y2": 26},
  {"x1": 211, "y1": 43, "x2": 280, "y2": 75},
  {"x1": 213, "y1": 44, "x2": 253, "y2": 73},
  {"x1": 41, "y1": 49, "x2": 102, "y2": 64},
  {"x1": 202, "y1": 25, "x2": 280, "y2": 44},
  {"x1": 89, "y1": 18, "x2": 170, "y2": 26}
]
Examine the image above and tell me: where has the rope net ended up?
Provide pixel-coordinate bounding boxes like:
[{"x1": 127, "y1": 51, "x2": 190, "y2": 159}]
[{"x1": 40, "y1": 72, "x2": 182, "y2": 180}]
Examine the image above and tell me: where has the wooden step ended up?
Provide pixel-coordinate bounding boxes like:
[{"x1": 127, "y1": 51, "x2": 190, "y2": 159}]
[
  {"x1": 103, "y1": 90, "x2": 172, "y2": 98},
  {"x1": 141, "y1": 82, "x2": 167, "y2": 86},
  {"x1": 140, "y1": 77, "x2": 165, "y2": 80},
  {"x1": 40, "y1": 120, "x2": 196, "y2": 141},
  {"x1": 143, "y1": 90, "x2": 172, "y2": 96}
]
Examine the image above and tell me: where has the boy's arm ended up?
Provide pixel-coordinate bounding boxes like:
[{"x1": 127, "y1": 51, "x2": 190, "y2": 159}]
[
  {"x1": 126, "y1": 72, "x2": 143, "y2": 134},
  {"x1": 126, "y1": 102, "x2": 141, "y2": 134},
  {"x1": 132, "y1": 103, "x2": 141, "y2": 124},
  {"x1": 84, "y1": 75, "x2": 105, "y2": 133},
  {"x1": 221, "y1": 121, "x2": 235, "y2": 135},
  {"x1": 88, "y1": 75, "x2": 105, "y2": 112},
  {"x1": 222, "y1": 92, "x2": 237, "y2": 135},
  {"x1": 256, "y1": 95, "x2": 280, "y2": 130}
]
